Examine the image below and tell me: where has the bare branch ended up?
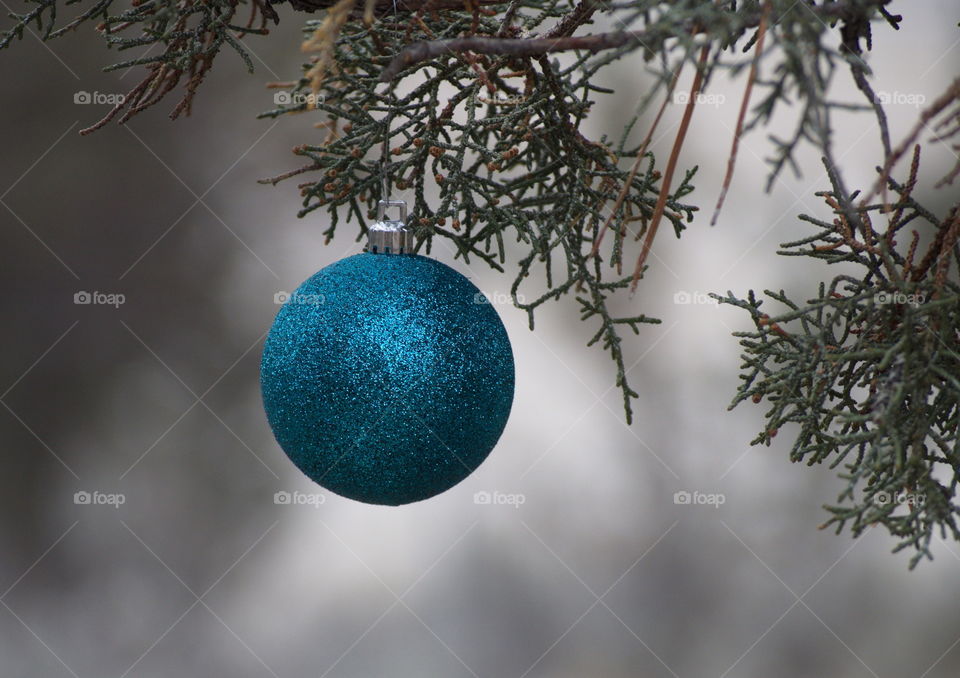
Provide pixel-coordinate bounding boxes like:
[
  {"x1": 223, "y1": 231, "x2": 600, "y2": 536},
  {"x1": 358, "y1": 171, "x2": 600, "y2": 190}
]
[
  {"x1": 380, "y1": 31, "x2": 649, "y2": 82},
  {"x1": 711, "y1": 0, "x2": 771, "y2": 225},
  {"x1": 858, "y1": 76, "x2": 960, "y2": 208},
  {"x1": 273, "y1": 0, "x2": 505, "y2": 16}
]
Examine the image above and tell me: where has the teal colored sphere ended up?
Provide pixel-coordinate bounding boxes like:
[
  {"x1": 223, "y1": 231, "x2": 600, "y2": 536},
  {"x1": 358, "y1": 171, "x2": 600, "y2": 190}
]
[{"x1": 261, "y1": 253, "x2": 515, "y2": 505}]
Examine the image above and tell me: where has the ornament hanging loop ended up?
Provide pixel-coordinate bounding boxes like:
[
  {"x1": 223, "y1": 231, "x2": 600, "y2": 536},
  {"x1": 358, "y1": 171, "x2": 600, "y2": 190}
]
[
  {"x1": 377, "y1": 199, "x2": 407, "y2": 223},
  {"x1": 368, "y1": 108, "x2": 413, "y2": 254},
  {"x1": 369, "y1": 197, "x2": 412, "y2": 255}
]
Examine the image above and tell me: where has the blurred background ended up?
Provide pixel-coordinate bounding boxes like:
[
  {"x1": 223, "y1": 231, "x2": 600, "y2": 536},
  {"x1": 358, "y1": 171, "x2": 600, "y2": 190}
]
[{"x1": 1, "y1": 2, "x2": 958, "y2": 676}]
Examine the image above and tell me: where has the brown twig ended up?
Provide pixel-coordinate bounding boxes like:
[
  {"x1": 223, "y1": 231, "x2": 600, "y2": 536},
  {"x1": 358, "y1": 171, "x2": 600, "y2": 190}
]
[
  {"x1": 902, "y1": 229, "x2": 920, "y2": 280},
  {"x1": 887, "y1": 146, "x2": 921, "y2": 231},
  {"x1": 380, "y1": 32, "x2": 650, "y2": 82},
  {"x1": 79, "y1": 71, "x2": 154, "y2": 135},
  {"x1": 629, "y1": 42, "x2": 711, "y2": 293},
  {"x1": 588, "y1": 61, "x2": 683, "y2": 264},
  {"x1": 857, "y1": 76, "x2": 960, "y2": 209},
  {"x1": 758, "y1": 313, "x2": 791, "y2": 339},
  {"x1": 495, "y1": 0, "x2": 520, "y2": 37},
  {"x1": 546, "y1": 0, "x2": 603, "y2": 39},
  {"x1": 933, "y1": 209, "x2": 960, "y2": 294},
  {"x1": 302, "y1": 0, "x2": 357, "y2": 99},
  {"x1": 281, "y1": 0, "x2": 504, "y2": 15},
  {"x1": 378, "y1": 2, "x2": 891, "y2": 82},
  {"x1": 933, "y1": 105, "x2": 960, "y2": 188},
  {"x1": 258, "y1": 162, "x2": 324, "y2": 185},
  {"x1": 710, "y1": 0, "x2": 770, "y2": 226}
]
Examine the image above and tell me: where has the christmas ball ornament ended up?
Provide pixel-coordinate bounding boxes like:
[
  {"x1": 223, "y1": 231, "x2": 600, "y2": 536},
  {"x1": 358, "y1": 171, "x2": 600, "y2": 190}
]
[{"x1": 261, "y1": 201, "x2": 514, "y2": 505}]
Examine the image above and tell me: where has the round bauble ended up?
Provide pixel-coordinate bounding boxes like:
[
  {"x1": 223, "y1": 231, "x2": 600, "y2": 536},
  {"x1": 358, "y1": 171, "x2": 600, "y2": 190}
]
[{"x1": 261, "y1": 252, "x2": 514, "y2": 505}]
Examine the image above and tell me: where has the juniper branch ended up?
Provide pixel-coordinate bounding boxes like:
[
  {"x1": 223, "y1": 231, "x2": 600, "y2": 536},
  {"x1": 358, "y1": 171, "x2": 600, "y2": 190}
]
[
  {"x1": 717, "y1": 152, "x2": 960, "y2": 568},
  {"x1": 381, "y1": 32, "x2": 649, "y2": 82}
]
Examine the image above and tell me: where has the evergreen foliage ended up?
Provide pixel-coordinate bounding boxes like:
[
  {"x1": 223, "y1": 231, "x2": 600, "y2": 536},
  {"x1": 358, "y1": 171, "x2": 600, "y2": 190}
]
[{"x1": 4, "y1": 0, "x2": 959, "y2": 565}]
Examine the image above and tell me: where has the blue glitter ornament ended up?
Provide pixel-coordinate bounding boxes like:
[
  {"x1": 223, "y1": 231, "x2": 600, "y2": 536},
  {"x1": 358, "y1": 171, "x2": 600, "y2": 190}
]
[{"x1": 261, "y1": 215, "x2": 514, "y2": 506}]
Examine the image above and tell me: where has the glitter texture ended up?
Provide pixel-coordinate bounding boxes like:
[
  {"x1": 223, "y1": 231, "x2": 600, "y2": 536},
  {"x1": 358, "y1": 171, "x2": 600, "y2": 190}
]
[{"x1": 261, "y1": 253, "x2": 515, "y2": 505}]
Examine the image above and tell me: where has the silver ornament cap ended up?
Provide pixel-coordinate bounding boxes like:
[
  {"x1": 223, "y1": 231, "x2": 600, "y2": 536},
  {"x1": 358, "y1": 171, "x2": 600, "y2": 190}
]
[{"x1": 367, "y1": 200, "x2": 413, "y2": 254}]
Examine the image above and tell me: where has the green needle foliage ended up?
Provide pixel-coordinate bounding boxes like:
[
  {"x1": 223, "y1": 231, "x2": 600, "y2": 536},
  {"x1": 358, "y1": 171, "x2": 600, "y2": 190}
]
[
  {"x1": 715, "y1": 151, "x2": 960, "y2": 568},
  {"x1": 3, "y1": 0, "x2": 959, "y2": 564},
  {"x1": 251, "y1": 0, "x2": 913, "y2": 423},
  {"x1": 1, "y1": 0, "x2": 276, "y2": 132},
  {"x1": 258, "y1": 4, "x2": 699, "y2": 422}
]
